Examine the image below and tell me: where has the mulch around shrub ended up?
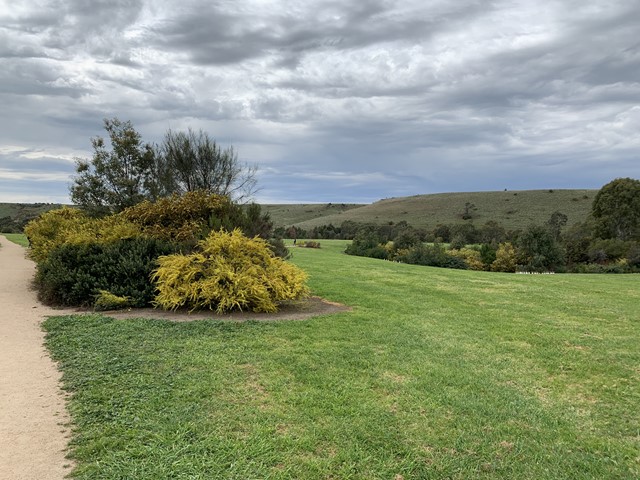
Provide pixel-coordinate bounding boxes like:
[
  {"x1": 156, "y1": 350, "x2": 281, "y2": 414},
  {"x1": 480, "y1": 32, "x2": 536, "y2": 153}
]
[{"x1": 81, "y1": 296, "x2": 351, "y2": 322}]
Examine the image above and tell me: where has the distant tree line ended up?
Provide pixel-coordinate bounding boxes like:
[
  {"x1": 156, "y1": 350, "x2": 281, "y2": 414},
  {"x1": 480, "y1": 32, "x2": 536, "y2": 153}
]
[{"x1": 280, "y1": 178, "x2": 640, "y2": 274}]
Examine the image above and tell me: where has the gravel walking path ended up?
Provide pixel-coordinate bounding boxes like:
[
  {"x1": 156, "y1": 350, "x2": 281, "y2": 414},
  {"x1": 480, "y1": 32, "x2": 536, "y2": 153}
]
[{"x1": 0, "y1": 236, "x2": 73, "y2": 479}]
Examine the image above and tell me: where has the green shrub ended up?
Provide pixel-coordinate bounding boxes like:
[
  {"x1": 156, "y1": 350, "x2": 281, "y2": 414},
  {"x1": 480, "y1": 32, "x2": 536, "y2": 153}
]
[
  {"x1": 396, "y1": 244, "x2": 467, "y2": 269},
  {"x1": 627, "y1": 243, "x2": 640, "y2": 268},
  {"x1": 449, "y1": 247, "x2": 484, "y2": 270},
  {"x1": 449, "y1": 235, "x2": 467, "y2": 250},
  {"x1": 569, "y1": 261, "x2": 637, "y2": 274},
  {"x1": 517, "y1": 225, "x2": 565, "y2": 272},
  {"x1": 35, "y1": 238, "x2": 176, "y2": 307},
  {"x1": 152, "y1": 229, "x2": 309, "y2": 313},
  {"x1": 267, "y1": 238, "x2": 291, "y2": 259},
  {"x1": 588, "y1": 238, "x2": 633, "y2": 263},
  {"x1": 479, "y1": 243, "x2": 497, "y2": 268},
  {"x1": 0, "y1": 216, "x2": 22, "y2": 233},
  {"x1": 392, "y1": 230, "x2": 420, "y2": 251},
  {"x1": 345, "y1": 230, "x2": 388, "y2": 259}
]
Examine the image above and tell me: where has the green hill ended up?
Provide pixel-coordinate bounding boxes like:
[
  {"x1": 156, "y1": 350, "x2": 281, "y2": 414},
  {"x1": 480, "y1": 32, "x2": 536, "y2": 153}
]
[
  {"x1": 261, "y1": 202, "x2": 365, "y2": 226},
  {"x1": 0, "y1": 203, "x2": 63, "y2": 232},
  {"x1": 263, "y1": 189, "x2": 596, "y2": 232}
]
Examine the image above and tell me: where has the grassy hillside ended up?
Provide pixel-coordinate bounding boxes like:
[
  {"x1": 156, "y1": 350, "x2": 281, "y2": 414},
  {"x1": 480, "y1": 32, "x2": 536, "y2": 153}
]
[
  {"x1": 44, "y1": 240, "x2": 639, "y2": 479},
  {"x1": 0, "y1": 203, "x2": 62, "y2": 222},
  {"x1": 265, "y1": 189, "x2": 596, "y2": 231},
  {"x1": 261, "y1": 202, "x2": 364, "y2": 227}
]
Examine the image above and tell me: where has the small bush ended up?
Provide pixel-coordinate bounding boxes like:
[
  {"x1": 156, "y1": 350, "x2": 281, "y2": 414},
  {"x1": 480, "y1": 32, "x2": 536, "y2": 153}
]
[
  {"x1": 569, "y1": 261, "x2": 636, "y2": 274},
  {"x1": 449, "y1": 235, "x2": 467, "y2": 250},
  {"x1": 94, "y1": 290, "x2": 132, "y2": 311},
  {"x1": 152, "y1": 229, "x2": 309, "y2": 313},
  {"x1": 492, "y1": 242, "x2": 517, "y2": 272},
  {"x1": 588, "y1": 238, "x2": 633, "y2": 263},
  {"x1": 392, "y1": 230, "x2": 420, "y2": 251},
  {"x1": 627, "y1": 243, "x2": 640, "y2": 267},
  {"x1": 302, "y1": 241, "x2": 321, "y2": 249},
  {"x1": 35, "y1": 238, "x2": 176, "y2": 307},
  {"x1": 345, "y1": 230, "x2": 388, "y2": 259},
  {"x1": 268, "y1": 238, "x2": 291, "y2": 259},
  {"x1": 479, "y1": 243, "x2": 497, "y2": 268},
  {"x1": 449, "y1": 247, "x2": 484, "y2": 271}
]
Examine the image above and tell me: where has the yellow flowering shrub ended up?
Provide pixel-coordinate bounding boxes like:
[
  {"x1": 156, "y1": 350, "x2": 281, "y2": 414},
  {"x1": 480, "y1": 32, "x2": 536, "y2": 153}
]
[
  {"x1": 94, "y1": 290, "x2": 132, "y2": 311},
  {"x1": 153, "y1": 229, "x2": 309, "y2": 313},
  {"x1": 122, "y1": 190, "x2": 232, "y2": 243},
  {"x1": 24, "y1": 207, "x2": 85, "y2": 263},
  {"x1": 24, "y1": 207, "x2": 141, "y2": 263}
]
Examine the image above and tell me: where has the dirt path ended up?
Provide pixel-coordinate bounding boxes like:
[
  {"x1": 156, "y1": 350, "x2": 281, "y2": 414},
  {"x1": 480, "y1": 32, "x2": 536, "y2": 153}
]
[{"x1": 0, "y1": 236, "x2": 73, "y2": 479}]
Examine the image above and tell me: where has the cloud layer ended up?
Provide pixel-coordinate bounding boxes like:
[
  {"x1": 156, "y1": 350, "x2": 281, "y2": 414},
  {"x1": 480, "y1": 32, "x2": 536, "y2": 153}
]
[{"x1": 1, "y1": 0, "x2": 638, "y2": 203}]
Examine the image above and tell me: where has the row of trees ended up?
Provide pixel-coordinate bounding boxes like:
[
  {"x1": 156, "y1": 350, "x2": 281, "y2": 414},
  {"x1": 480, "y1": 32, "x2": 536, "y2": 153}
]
[
  {"x1": 342, "y1": 178, "x2": 640, "y2": 273},
  {"x1": 70, "y1": 118, "x2": 257, "y2": 216}
]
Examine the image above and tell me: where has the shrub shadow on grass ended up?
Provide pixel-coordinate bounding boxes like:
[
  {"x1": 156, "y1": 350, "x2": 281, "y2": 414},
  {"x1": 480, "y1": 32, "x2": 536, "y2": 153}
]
[{"x1": 93, "y1": 296, "x2": 351, "y2": 322}]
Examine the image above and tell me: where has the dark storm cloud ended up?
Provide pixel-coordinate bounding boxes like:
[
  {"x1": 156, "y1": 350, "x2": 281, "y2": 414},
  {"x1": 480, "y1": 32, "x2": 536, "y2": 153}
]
[{"x1": 150, "y1": 0, "x2": 491, "y2": 67}]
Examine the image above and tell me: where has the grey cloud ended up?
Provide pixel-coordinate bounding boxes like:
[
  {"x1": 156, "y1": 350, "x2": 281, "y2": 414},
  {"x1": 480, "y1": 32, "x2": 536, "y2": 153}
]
[
  {"x1": 1, "y1": 0, "x2": 145, "y2": 60},
  {"x1": 149, "y1": 0, "x2": 492, "y2": 66},
  {"x1": 0, "y1": 59, "x2": 88, "y2": 97},
  {"x1": 0, "y1": 154, "x2": 74, "y2": 174}
]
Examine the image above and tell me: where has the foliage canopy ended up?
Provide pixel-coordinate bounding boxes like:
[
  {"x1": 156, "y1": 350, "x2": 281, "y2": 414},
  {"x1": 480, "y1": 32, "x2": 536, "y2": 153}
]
[
  {"x1": 592, "y1": 177, "x2": 640, "y2": 241},
  {"x1": 70, "y1": 118, "x2": 158, "y2": 215},
  {"x1": 69, "y1": 118, "x2": 258, "y2": 215}
]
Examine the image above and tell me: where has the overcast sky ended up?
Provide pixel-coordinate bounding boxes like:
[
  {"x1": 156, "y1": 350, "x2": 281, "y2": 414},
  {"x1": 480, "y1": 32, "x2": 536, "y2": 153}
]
[{"x1": 1, "y1": 0, "x2": 639, "y2": 204}]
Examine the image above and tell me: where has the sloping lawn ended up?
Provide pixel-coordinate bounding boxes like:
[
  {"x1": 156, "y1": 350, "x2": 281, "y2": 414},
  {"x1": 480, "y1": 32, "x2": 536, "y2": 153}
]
[{"x1": 44, "y1": 240, "x2": 639, "y2": 479}]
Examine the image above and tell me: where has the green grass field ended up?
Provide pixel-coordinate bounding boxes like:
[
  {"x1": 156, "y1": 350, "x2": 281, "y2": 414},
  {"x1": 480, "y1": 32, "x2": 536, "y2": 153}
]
[{"x1": 44, "y1": 240, "x2": 639, "y2": 479}]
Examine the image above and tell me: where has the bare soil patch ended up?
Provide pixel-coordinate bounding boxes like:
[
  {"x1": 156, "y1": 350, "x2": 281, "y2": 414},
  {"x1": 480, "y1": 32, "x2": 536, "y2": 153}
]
[{"x1": 93, "y1": 296, "x2": 351, "y2": 322}]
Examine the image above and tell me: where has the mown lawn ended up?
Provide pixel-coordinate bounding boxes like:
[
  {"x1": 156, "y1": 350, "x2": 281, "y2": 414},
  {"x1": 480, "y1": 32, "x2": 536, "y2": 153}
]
[{"x1": 44, "y1": 240, "x2": 639, "y2": 479}]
